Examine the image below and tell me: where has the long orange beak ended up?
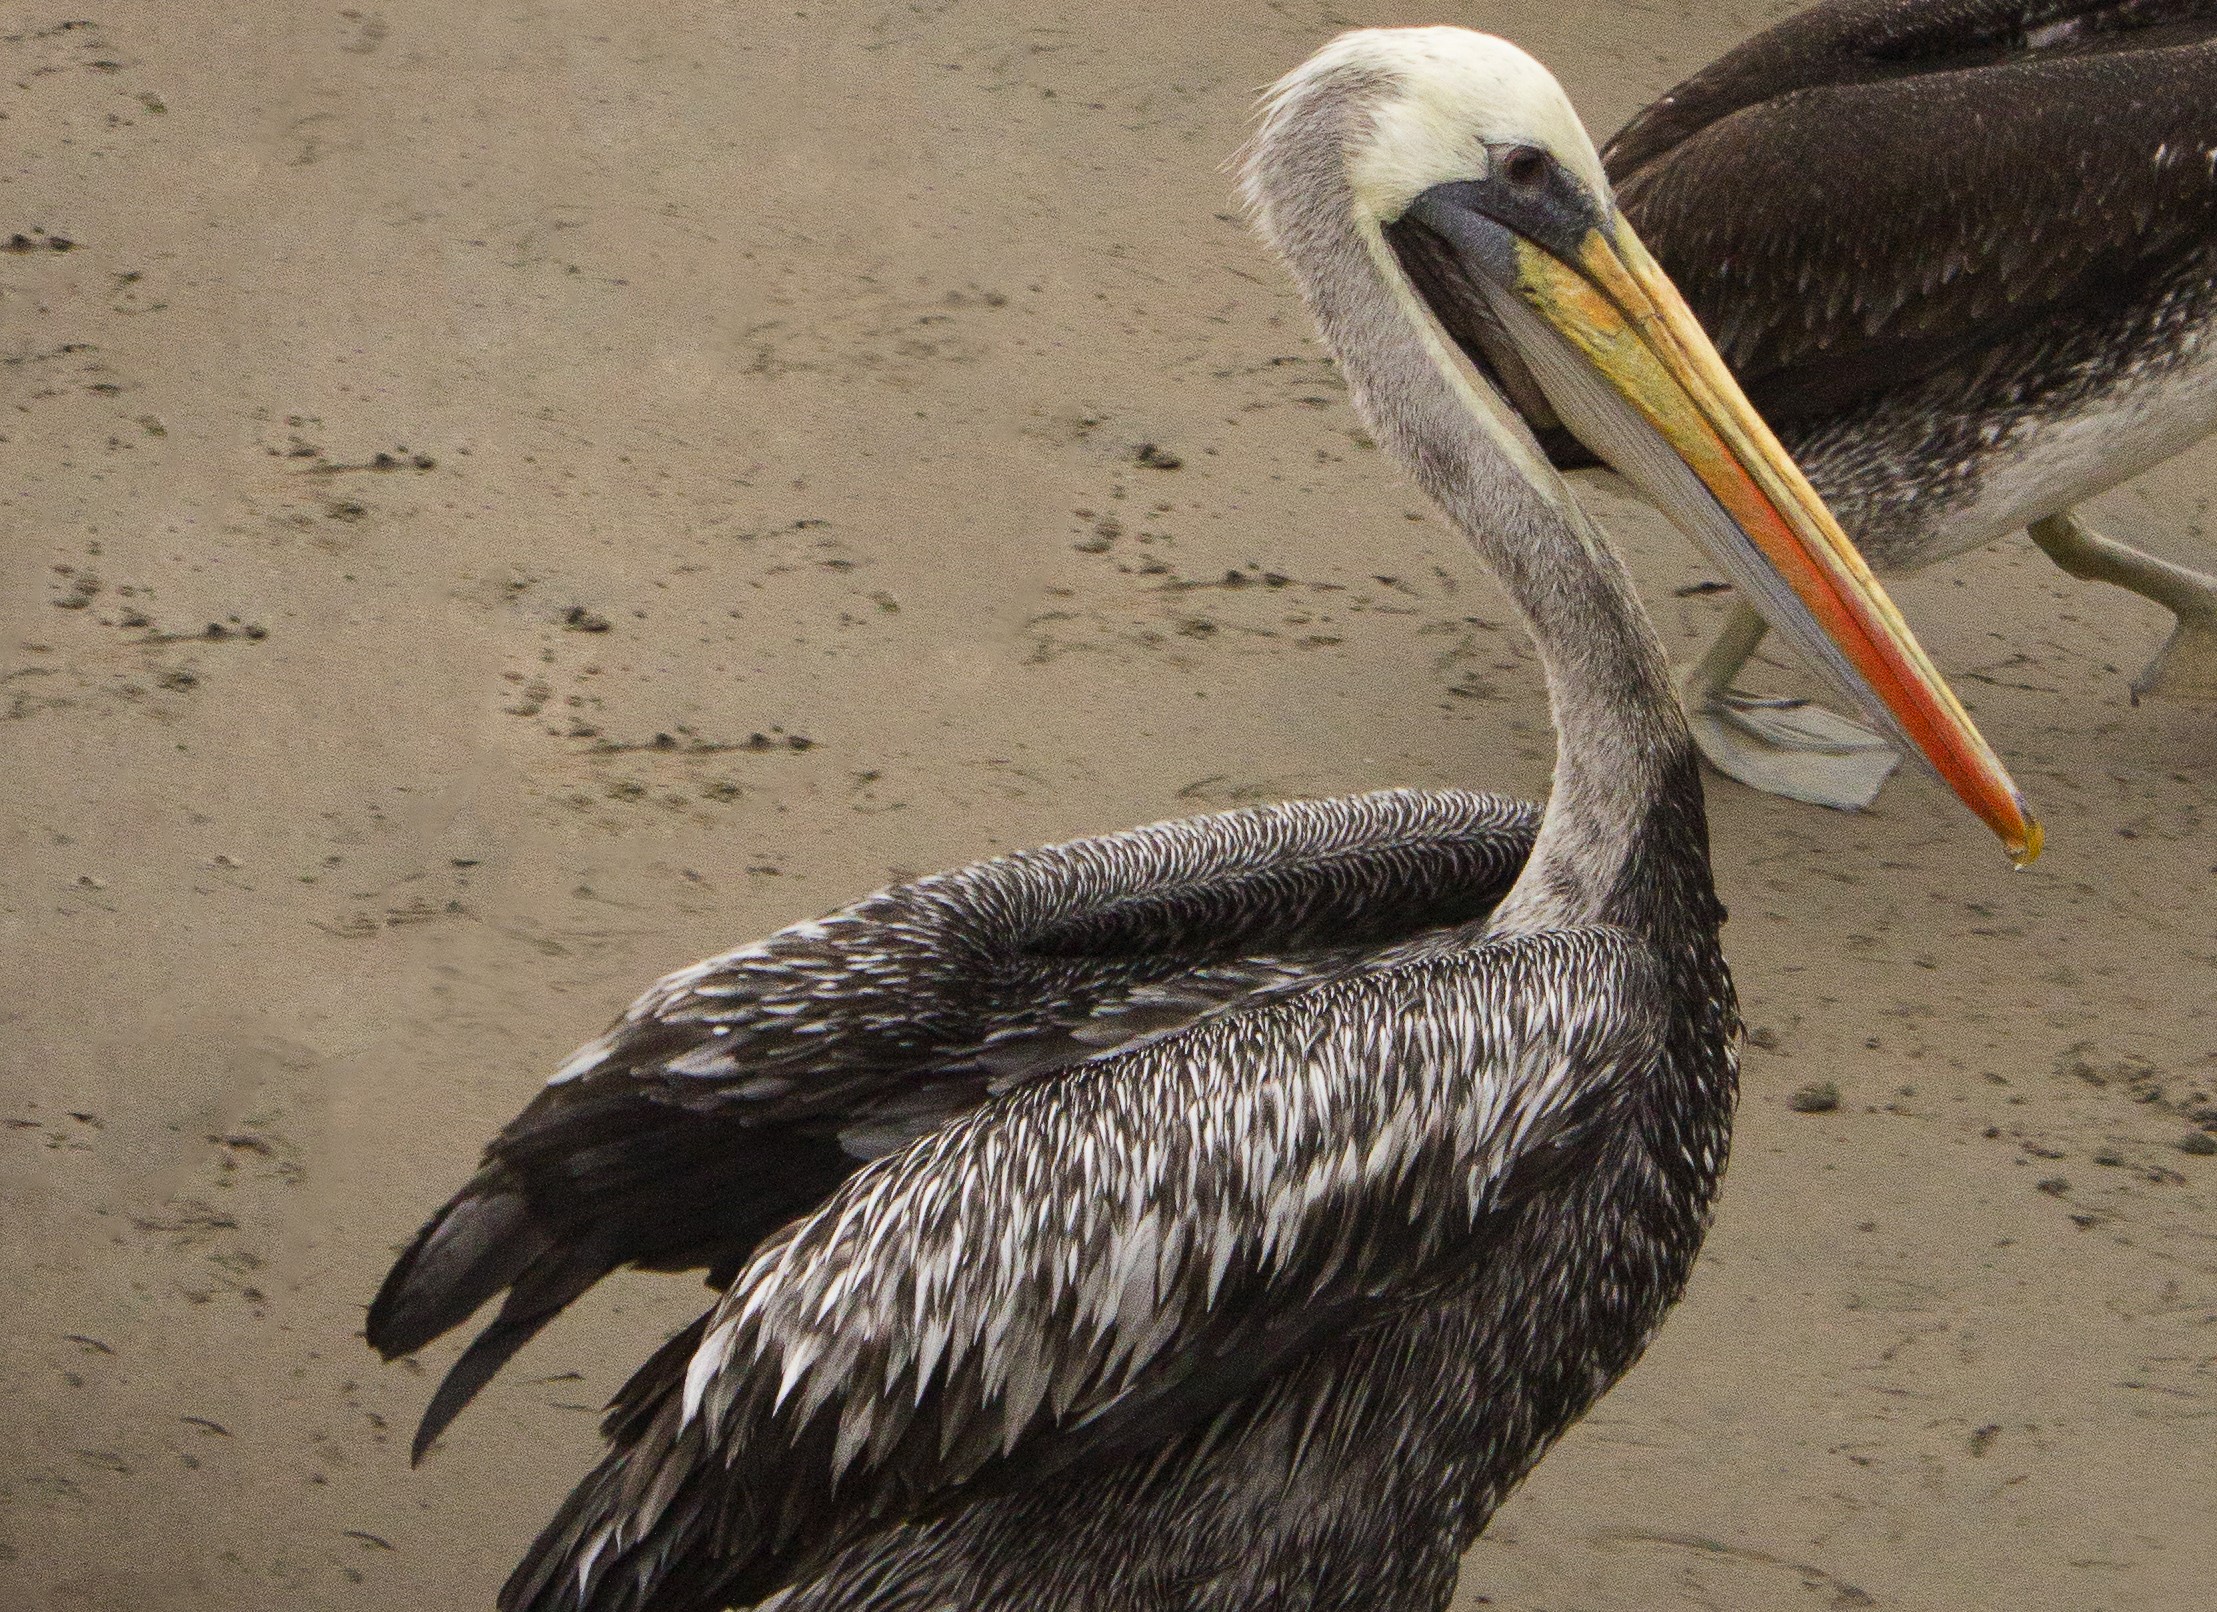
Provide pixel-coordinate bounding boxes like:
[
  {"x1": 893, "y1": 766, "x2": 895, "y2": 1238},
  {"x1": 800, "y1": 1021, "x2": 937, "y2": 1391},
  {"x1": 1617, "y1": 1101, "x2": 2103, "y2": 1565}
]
[{"x1": 1504, "y1": 217, "x2": 2040, "y2": 864}]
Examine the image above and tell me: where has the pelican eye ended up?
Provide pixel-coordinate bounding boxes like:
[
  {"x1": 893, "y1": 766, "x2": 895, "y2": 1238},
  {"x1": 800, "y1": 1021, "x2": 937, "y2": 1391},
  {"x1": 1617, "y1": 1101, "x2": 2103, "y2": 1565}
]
[{"x1": 1499, "y1": 146, "x2": 1549, "y2": 188}]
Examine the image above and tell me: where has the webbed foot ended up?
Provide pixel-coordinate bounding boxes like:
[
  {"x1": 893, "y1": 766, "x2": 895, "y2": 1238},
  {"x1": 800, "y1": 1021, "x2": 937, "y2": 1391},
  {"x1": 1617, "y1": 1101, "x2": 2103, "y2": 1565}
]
[
  {"x1": 1686, "y1": 691, "x2": 1901, "y2": 810},
  {"x1": 1680, "y1": 601, "x2": 1900, "y2": 810},
  {"x1": 2132, "y1": 613, "x2": 2217, "y2": 704},
  {"x1": 2026, "y1": 511, "x2": 2217, "y2": 705}
]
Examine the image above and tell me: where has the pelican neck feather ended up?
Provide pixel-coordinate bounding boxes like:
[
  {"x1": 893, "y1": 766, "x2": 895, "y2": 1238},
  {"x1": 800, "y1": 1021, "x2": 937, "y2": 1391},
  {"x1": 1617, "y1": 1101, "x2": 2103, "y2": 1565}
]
[{"x1": 1242, "y1": 31, "x2": 1694, "y2": 932}]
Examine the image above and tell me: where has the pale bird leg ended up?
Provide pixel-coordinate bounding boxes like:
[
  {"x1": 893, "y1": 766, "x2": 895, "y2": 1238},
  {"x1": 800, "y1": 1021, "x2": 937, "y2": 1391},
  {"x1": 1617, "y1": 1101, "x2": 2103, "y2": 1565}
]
[
  {"x1": 1677, "y1": 599, "x2": 1901, "y2": 812},
  {"x1": 2026, "y1": 511, "x2": 2217, "y2": 706}
]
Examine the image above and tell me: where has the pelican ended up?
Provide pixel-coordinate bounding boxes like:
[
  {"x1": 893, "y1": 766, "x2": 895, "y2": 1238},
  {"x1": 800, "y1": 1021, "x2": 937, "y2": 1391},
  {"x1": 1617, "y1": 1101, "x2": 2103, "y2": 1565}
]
[
  {"x1": 1590, "y1": 0, "x2": 2217, "y2": 806},
  {"x1": 368, "y1": 29, "x2": 2036, "y2": 1612}
]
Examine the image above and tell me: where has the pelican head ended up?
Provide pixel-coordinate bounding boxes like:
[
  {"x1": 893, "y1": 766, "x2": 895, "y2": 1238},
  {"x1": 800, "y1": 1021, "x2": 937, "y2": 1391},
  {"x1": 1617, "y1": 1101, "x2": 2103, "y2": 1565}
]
[{"x1": 1245, "y1": 28, "x2": 2039, "y2": 863}]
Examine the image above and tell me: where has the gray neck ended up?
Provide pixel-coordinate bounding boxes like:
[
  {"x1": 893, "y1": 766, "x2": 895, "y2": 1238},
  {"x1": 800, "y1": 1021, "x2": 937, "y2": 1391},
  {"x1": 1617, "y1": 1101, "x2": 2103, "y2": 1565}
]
[{"x1": 1252, "y1": 120, "x2": 1694, "y2": 931}]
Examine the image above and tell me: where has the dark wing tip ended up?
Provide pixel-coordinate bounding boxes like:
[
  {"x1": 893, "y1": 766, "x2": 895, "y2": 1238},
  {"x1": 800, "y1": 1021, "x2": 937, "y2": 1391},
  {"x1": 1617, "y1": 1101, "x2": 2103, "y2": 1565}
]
[
  {"x1": 366, "y1": 1185, "x2": 542, "y2": 1359},
  {"x1": 408, "y1": 1245, "x2": 622, "y2": 1460},
  {"x1": 371, "y1": 1185, "x2": 606, "y2": 1460},
  {"x1": 408, "y1": 1307, "x2": 551, "y2": 1465}
]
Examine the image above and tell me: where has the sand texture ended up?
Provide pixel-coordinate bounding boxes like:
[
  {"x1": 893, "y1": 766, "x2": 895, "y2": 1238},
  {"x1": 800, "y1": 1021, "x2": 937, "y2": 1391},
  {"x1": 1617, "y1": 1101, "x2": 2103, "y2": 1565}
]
[{"x1": 4, "y1": 3, "x2": 2214, "y2": 1609}]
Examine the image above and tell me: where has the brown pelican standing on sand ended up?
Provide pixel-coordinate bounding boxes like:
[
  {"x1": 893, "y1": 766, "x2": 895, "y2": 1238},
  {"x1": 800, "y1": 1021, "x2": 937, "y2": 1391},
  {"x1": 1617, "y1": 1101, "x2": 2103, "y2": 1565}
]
[
  {"x1": 368, "y1": 29, "x2": 2037, "y2": 1612},
  {"x1": 1587, "y1": 0, "x2": 2217, "y2": 807}
]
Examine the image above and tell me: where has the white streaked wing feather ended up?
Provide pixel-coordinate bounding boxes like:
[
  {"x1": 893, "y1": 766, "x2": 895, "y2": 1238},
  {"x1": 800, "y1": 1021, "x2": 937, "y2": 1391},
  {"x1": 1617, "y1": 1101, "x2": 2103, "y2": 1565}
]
[{"x1": 666, "y1": 926, "x2": 1665, "y2": 1527}]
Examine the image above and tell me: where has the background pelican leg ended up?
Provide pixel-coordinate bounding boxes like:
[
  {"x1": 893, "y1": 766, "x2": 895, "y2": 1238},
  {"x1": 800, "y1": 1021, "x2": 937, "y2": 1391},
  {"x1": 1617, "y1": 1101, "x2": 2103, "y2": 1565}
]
[
  {"x1": 2026, "y1": 512, "x2": 2217, "y2": 705},
  {"x1": 1677, "y1": 600, "x2": 1901, "y2": 811}
]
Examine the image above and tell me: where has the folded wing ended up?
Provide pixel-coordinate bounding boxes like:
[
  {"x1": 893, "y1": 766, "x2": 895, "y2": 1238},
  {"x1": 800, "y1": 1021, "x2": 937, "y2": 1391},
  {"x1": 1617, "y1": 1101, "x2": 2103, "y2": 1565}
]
[
  {"x1": 1605, "y1": 1, "x2": 2217, "y2": 429},
  {"x1": 366, "y1": 788, "x2": 1539, "y2": 1459},
  {"x1": 503, "y1": 927, "x2": 1669, "y2": 1612}
]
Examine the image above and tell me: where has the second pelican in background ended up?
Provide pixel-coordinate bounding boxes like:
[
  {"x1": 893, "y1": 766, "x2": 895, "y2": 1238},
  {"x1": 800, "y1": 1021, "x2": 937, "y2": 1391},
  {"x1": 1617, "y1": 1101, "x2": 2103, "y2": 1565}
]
[{"x1": 1593, "y1": 0, "x2": 2217, "y2": 805}]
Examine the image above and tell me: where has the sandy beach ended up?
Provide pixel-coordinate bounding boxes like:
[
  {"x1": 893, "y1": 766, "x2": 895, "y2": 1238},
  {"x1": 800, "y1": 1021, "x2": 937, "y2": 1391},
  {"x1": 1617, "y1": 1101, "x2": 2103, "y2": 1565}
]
[{"x1": 4, "y1": 3, "x2": 2213, "y2": 1608}]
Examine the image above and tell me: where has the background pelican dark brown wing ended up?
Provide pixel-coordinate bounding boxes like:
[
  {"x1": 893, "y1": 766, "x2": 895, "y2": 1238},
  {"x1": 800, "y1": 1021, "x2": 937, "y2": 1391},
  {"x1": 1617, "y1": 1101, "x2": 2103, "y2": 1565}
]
[
  {"x1": 1606, "y1": 0, "x2": 2217, "y2": 180},
  {"x1": 1605, "y1": 0, "x2": 2217, "y2": 448},
  {"x1": 366, "y1": 788, "x2": 1537, "y2": 1461}
]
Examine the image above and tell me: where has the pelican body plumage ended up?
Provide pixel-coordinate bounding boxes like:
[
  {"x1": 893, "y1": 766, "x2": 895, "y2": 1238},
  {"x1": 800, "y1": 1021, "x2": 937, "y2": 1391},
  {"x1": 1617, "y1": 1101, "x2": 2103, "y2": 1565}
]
[
  {"x1": 1592, "y1": 0, "x2": 2217, "y2": 802},
  {"x1": 369, "y1": 29, "x2": 2035, "y2": 1612}
]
